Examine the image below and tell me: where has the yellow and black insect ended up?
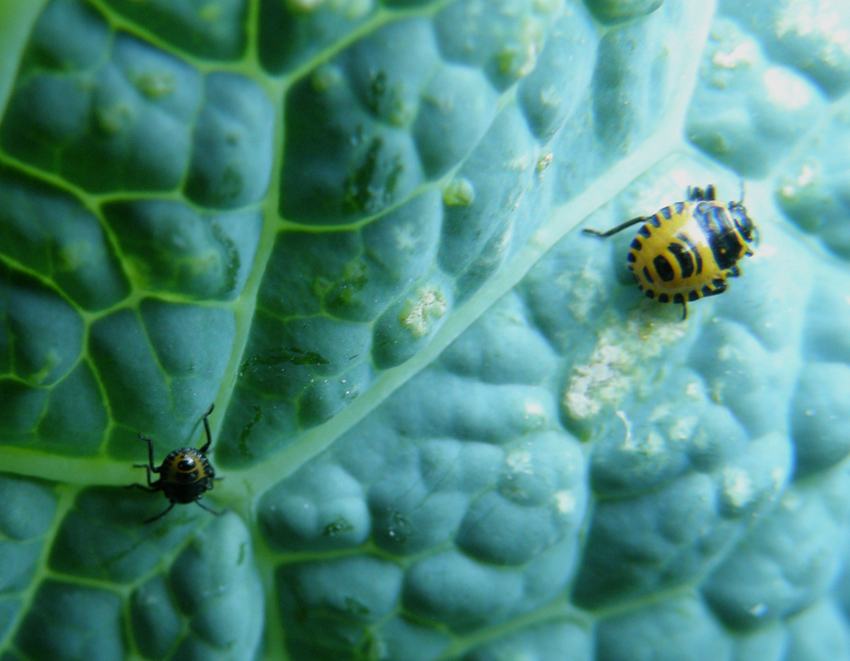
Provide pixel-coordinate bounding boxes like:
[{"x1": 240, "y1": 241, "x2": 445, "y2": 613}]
[
  {"x1": 127, "y1": 403, "x2": 222, "y2": 523},
  {"x1": 583, "y1": 184, "x2": 756, "y2": 319}
]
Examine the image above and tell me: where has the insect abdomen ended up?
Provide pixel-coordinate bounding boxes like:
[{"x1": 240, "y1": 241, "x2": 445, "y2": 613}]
[
  {"x1": 161, "y1": 448, "x2": 215, "y2": 504},
  {"x1": 581, "y1": 184, "x2": 756, "y2": 319}
]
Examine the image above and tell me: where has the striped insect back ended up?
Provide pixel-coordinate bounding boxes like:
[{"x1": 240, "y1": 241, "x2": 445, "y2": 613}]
[
  {"x1": 126, "y1": 404, "x2": 223, "y2": 523},
  {"x1": 628, "y1": 201, "x2": 698, "y2": 293},
  {"x1": 691, "y1": 200, "x2": 752, "y2": 271},
  {"x1": 583, "y1": 184, "x2": 756, "y2": 319},
  {"x1": 160, "y1": 448, "x2": 215, "y2": 503},
  {"x1": 162, "y1": 449, "x2": 213, "y2": 483}
]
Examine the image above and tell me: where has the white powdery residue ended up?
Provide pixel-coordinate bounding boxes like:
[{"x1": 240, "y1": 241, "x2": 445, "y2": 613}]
[
  {"x1": 553, "y1": 489, "x2": 576, "y2": 514},
  {"x1": 619, "y1": 409, "x2": 665, "y2": 457},
  {"x1": 517, "y1": 17, "x2": 544, "y2": 78},
  {"x1": 567, "y1": 261, "x2": 606, "y2": 321},
  {"x1": 564, "y1": 343, "x2": 630, "y2": 418},
  {"x1": 796, "y1": 161, "x2": 818, "y2": 187},
  {"x1": 764, "y1": 67, "x2": 813, "y2": 111},
  {"x1": 522, "y1": 398, "x2": 547, "y2": 429},
  {"x1": 712, "y1": 39, "x2": 759, "y2": 69},
  {"x1": 685, "y1": 381, "x2": 702, "y2": 398},
  {"x1": 643, "y1": 318, "x2": 688, "y2": 351},
  {"x1": 540, "y1": 84, "x2": 561, "y2": 108},
  {"x1": 754, "y1": 241, "x2": 778, "y2": 259},
  {"x1": 780, "y1": 160, "x2": 819, "y2": 199},
  {"x1": 563, "y1": 319, "x2": 687, "y2": 419},
  {"x1": 775, "y1": 0, "x2": 850, "y2": 60},
  {"x1": 670, "y1": 416, "x2": 699, "y2": 441},
  {"x1": 399, "y1": 288, "x2": 448, "y2": 338},
  {"x1": 722, "y1": 466, "x2": 754, "y2": 510},
  {"x1": 634, "y1": 430, "x2": 665, "y2": 457},
  {"x1": 506, "y1": 447, "x2": 534, "y2": 475},
  {"x1": 392, "y1": 224, "x2": 419, "y2": 251},
  {"x1": 772, "y1": 466, "x2": 790, "y2": 491}
]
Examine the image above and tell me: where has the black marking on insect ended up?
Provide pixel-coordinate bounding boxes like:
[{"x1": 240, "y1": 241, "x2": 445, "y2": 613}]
[
  {"x1": 126, "y1": 403, "x2": 223, "y2": 523},
  {"x1": 582, "y1": 183, "x2": 756, "y2": 319}
]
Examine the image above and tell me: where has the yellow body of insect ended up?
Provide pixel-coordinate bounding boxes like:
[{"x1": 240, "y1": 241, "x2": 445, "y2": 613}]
[
  {"x1": 583, "y1": 184, "x2": 757, "y2": 319},
  {"x1": 127, "y1": 403, "x2": 223, "y2": 523}
]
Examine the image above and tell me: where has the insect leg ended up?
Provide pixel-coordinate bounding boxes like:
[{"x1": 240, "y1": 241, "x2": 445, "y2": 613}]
[
  {"x1": 138, "y1": 434, "x2": 161, "y2": 473},
  {"x1": 583, "y1": 216, "x2": 648, "y2": 238},
  {"x1": 194, "y1": 499, "x2": 224, "y2": 516},
  {"x1": 126, "y1": 461, "x2": 159, "y2": 492},
  {"x1": 688, "y1": 186, "x2": 715, "y2": 201},
  {"x1": 199, "y1": 403, "x2": 215, "y2": 453},
  {"x1": 144, "y1": 502, "x2": 176, "y2": 524},
  {"x1": 129, "y1": 463, "x2": 159, "y2": 488},
  {"x1": 700, "y1": 280, "x2": 728, "y2": 298},
  {"x1": 125, "y1": 482, "x2": 159, "y2": 493}
]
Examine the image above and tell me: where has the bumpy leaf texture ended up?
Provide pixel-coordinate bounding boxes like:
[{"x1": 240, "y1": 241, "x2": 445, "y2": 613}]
[{"x1": 1, "y1": 0, "x2": 850, "y2": 659}]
